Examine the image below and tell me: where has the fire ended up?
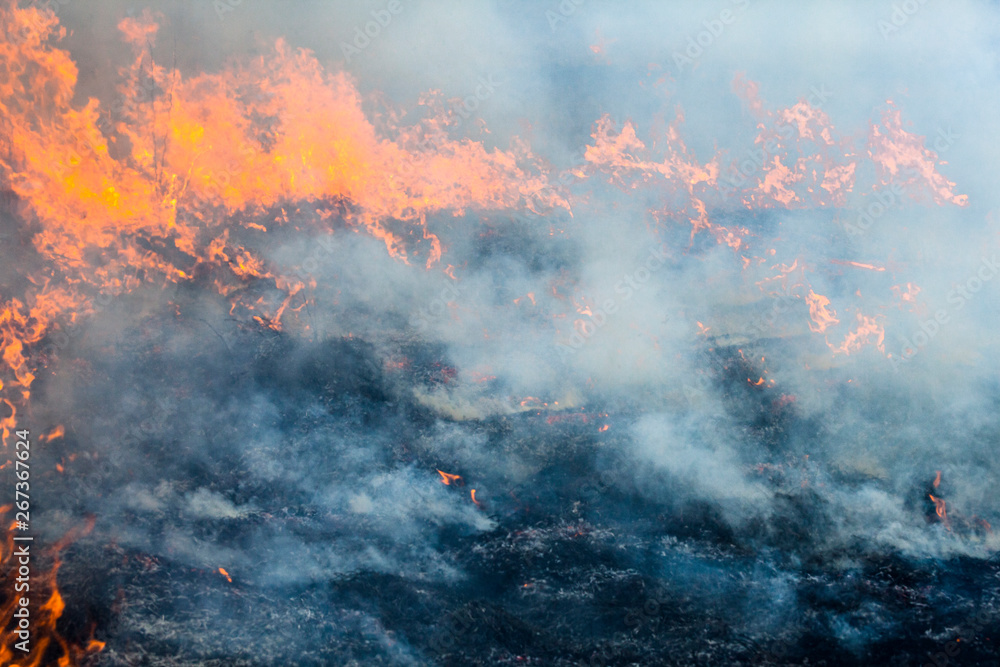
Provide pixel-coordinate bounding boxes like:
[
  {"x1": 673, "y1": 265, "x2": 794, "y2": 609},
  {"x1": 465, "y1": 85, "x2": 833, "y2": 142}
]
[
  {"x1": 929, "y1": 494, "x2": 950, "y2": 530},
  {"x1": 513, "y1": 292, "x2": 536, "y2": 307},
  {"x1": 519, "y1": 397, "x2": 548, "y2": 408},
  {"x1": 730, "y1": 72, "x2": 857, "y2": 209},
  {"x1": 805, "y1": 290, "x2": 839, "y2": 333},
  {"x1": 927, "y1": 471, "x2": 951, "y2": 530},
  {"x1": 39, "y1": 425, "x2": 65, "y2": 443},
  {"x1": 0, "y1": 0, "x2": 571, "y2": 481},
  {"x1": 583, "y1": 110, "x2": 745, "y2": 249},
  {"x1": 0, "y1": 5, "x2": 984, "y2": 659},
  {"x1": 436, "y1": 470, "x2": 462, "y2": 485},
  {"x1": 829, "y1": 313, "x2": 885, "y2": 356},
  {"x1": 756, "y1": 258, "x2": 805, "y2": 296},
  {"x1": 830, "y1": 260, "x2": 886, "y2": 272},
  {"x1": 0, "y1": 510, "x2": 100, "y2": 666},
  {"x1": 868, "y1": 101, "x2": 968, "y2": 207},
  {"x1": 892, "y1": 283, "x2": 922, "y2": 312},
  {"x1": 0, "y1": 9, "x2": 585, "y2": 653}
]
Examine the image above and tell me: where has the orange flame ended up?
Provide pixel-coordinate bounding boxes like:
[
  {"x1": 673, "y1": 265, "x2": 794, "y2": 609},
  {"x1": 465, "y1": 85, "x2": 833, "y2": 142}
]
[
  {"x1": 436, "y1": 470, "x2": 461, "y2": 486},
  {"x1": 829, "y1": 313, "x2": 885, "y2": 356},
  {"x1": 830, "y1": 260, "x2": 886, "y2": 272},
  {"x1": 868, "y1": 101, "x2": 968, "y2": 207},
  {"x1": 0, "y1": 508, "x2": 100, "y2": 666},
  {"x1": 39, "y1": 425, "x2": 65, "y2": 443},
  {"x1": 928, "y1": 494, "x2": 950, "y2": 531},
  {"x1": 0, "y1": 0, "x2": 571, "y2": 479},
  {"x1": 806, "y1": 290, "x2": 839, "y2": 333}
]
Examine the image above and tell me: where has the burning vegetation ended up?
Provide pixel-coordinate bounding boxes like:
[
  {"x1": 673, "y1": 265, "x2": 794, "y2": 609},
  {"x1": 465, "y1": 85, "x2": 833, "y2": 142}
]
[{"x1": 0, "y1": 1, "x2": 998, "y2": 665}]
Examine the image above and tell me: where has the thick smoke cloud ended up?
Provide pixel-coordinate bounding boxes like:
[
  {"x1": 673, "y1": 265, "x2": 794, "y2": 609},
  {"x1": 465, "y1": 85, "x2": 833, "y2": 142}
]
[{"x1": 8, "y1": 0, "x2": 1000, "y2": 664}]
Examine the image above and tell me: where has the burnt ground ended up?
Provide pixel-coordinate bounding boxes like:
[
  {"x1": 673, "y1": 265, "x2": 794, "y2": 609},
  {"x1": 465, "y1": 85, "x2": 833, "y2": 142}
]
[{"x1": 13, "y1": 301, "x2": 1000, "y2": 667}]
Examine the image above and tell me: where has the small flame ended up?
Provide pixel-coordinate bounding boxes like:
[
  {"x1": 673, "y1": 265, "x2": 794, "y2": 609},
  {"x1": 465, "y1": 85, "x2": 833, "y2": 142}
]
[
  {"x1": 471, "y1": 489, "x2": 481, "y2": 506},
  {"x1": 39, "y1": 424, "x2": 65, "y2": 442},
  {"x1": 437, "y1": 469, "x2": 462, "y2": 485},
  {"x1": 219, "y1": 567, "x2": 232, "y2": 583},
  {"x1": 929, "y1": 494, "x2": 950, "y2": 531},
  {"x1": 519, "y1": 397, "x2": 548, "y2": 408},
  {"x1": 830, "y1": 259, "x2": 886, "y2": 272},
  {"x1": 829, "y1": 313, "x2": 885, "y2": 356},
  {"x1": 806, "y1": 290, "x2": 839, "y2": 333}
]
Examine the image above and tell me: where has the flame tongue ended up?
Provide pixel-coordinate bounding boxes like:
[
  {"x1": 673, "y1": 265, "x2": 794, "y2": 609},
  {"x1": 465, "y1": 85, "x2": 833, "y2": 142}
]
[
  {"x1": 929, "y1": 494, "x2": 950, "y2": 530},
  {"x1": 437, "y1": 469, "x2": 462, "y2": 486},
  {"x1": 928, "y1": 471, "x2": 950, "y2": 531},
  {"x1": 0, "y1": 510, "x2": 100, "y2": 665},
  {"x1": 806, "y1": 290, "x2": 839, "y2": 333},
  {"x1": 0, "y1": 3, "x2": 989, "y2": 663},
  {"x1": 0, "y1": 0, "x2": 571, "y2": 433}
]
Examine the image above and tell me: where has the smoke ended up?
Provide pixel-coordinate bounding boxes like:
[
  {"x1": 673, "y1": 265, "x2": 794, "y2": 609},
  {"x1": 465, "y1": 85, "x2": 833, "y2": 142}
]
[{"x1": 6, "y1": 0, "x2": 1000, "y2": 663}]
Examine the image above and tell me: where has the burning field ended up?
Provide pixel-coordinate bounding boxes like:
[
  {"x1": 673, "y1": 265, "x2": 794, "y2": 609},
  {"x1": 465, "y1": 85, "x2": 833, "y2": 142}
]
[{"x1": 2, "y1": 0, "x2": 1000, "y2": 664}]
